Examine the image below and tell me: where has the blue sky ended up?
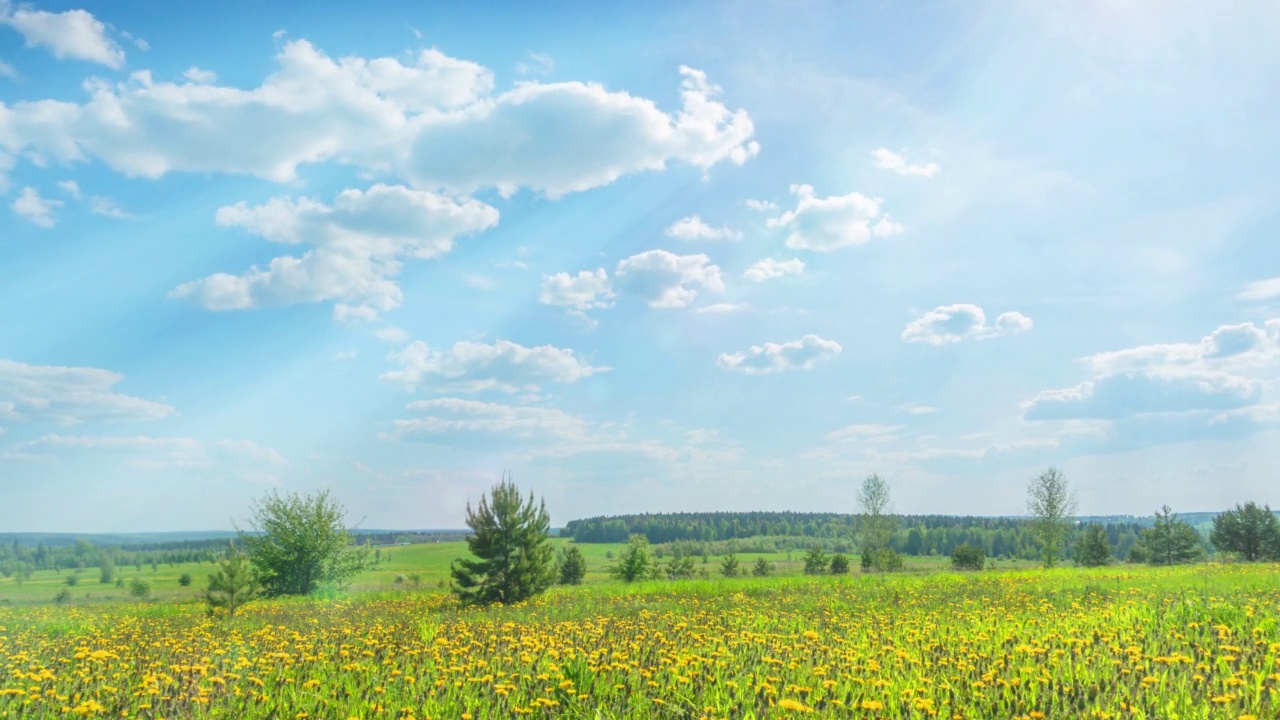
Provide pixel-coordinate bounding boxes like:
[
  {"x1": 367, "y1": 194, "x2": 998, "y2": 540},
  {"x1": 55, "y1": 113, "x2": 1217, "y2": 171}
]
[{"x1": 2, "y1": 0, "x2": 1279, "y2": 532}]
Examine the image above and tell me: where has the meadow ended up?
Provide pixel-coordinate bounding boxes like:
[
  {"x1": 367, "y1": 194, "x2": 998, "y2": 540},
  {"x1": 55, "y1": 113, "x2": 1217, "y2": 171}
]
[{"x1": 2, "y1": 562, "x2": 1278, "y2": 719}]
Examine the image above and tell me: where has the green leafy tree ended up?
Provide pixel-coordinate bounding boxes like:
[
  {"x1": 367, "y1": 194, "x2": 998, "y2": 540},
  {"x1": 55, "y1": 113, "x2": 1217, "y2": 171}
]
[
  {"x1": 857, "y1": 473, "x2": 897, "y2": 572},
  {"x1": 752, "y1": 557, "x2": 773, "y2": 577},
  {"x1": 64, "y1": 574, "x2": 79, "y2": 587},
  {"x1": 610, "y1": 534, "x2": 658, "y2": 582},
  {"x1": 557, "y1": 544, "x2": 587, "y2": 585},
  {"x1": 450, "y1": 476, "x2": 556, "y2": 606},
  {"x1": 1137, "y1": 505, "x2": 1204, "y2": 566},
  {"x1": 1074, "y1": 524, "x2": 1113, "y2": 567},
  {"x1": 829, "y1": 553, "x2": 850, "y2": 574},
  {"x1": 720, "y1": 554, "x2": 740, "y2": 578},
  {"x1": 240, "y1": 489, "x2": 372, "y2": 597},
  {"x1": 1027, "y1": 467, "x2": 1077, "y2": 568},
  {"x1": 205, "y1": 542, "x2": 259, "y2": 616},
  {"x1": 178, "y1": 573, "x2": 193, "y2": 587},
  {"x1": 1211, "y1": 502, "x2": 1280, "y2": 561},
  {"x1": 950, "y1": 543, "x2": 985, "y2": 571},
  {"x1": 803, "y1": 545, "x2": 829, "y2": 575},
  {"x1": 98, "y1": 555, "x2": 115, "y2": 584}
]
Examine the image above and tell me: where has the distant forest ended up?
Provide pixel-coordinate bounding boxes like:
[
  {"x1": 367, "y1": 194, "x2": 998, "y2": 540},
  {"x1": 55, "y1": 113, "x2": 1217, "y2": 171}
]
[
  {"x1": 0, "y1": 530, "x2": 468, "y2": 576},
  {"x1": 564, "y1": 512, "x2": 1154, "y2": 561}
]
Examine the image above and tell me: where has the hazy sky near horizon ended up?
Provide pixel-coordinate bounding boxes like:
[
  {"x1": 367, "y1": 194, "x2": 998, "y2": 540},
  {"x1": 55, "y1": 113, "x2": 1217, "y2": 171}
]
[{"x1": 2, "y1": 0, "x2": 1279, "y2": 532}]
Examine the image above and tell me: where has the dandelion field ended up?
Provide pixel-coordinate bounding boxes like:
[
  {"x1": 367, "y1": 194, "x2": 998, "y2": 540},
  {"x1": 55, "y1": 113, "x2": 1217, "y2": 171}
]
[{"x1": 2, "y1": 564, "x2": 1278, "y2": 719}]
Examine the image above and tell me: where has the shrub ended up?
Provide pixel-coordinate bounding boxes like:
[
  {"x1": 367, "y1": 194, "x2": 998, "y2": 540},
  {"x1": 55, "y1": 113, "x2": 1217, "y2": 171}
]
[
  {"x1": 64, "y1": 574, "x2": 79, "y2": 587},
  {"x1": 720, "y1": 554, "x2": 740, "y2": 578},
  {"x1": 178, "y1": 573, "x2": 193, "y2": 587},
  {"x1": 829, "y1": 553, "x2": 850, "y2": 574},
  {"x1": 752, "y1": 557, "x2": 773, "y2": 577},
  {"x1": 951, "y1": 543, "x2": 985, "y2": 571},
  {"x1": 53, "y1": 589, "x2": 72, "y2": 605},
  {"x1": 129, "y1": 578, "x2": 151, "y2": 599}
]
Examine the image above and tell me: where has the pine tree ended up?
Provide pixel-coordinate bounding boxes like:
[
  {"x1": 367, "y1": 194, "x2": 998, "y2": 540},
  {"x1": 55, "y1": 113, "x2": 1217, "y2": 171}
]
[
  {"x1": 720, "y1": 554, "x2": 740, "y2": 578},
  {"x1": 205, "y1": 541, "x2": 259, "y2": 616},
  {"x1": 451, "y1": 474, "x2": 557, "y2": 606},
  {"x1": 751, "y1": 557, "x2": 772, "y2": 577},
  {"x1": 1138, "y1": 506, "x2": 1204, "y2": 565},
  {"x1": 1211, "y1": 502, "x2": 1280, "y2": 561},
  {"x1": 1074, "y1": 524, "x2": 1113, "y2": 567},
  {"x1": 557, "y1": 544, "x2": 587, "y2": 585},
  {"x1": 829, "y1": 553, "x2": 850, "y2": 574},
  {"x1": 803, "y1": 545, "x2": 828, "y2": 575}
]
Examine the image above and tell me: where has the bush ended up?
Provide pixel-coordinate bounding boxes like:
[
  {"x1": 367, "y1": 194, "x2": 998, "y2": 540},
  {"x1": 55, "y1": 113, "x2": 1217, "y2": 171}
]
[
  {"x1": 829, "y1": 553, "x2": 850, "y2": 574},
  {"x1": 862, "y1": 547, "x2": 904, "y2": 573},
  {"x1": 610, "y1": 535, "x2": 659, "y2": 582},
  {"x1": 53, "y1": 589, "x2": 72, "y2": 605},
  {"x1": 64, "y1": 574, "x2": 79, "y2": 587},
  {"x1": 178, "y1": 573, "x2": 193, "y2": 587},
  {"x1": 129, "y1": 578, "x2": 151, "y2": 599},
  {"x1": 951, "y1": 543, "x2": 985, "y2": 571},
  {"x1": 394, "y1": 574, "x2": 407, "y2": 584}
]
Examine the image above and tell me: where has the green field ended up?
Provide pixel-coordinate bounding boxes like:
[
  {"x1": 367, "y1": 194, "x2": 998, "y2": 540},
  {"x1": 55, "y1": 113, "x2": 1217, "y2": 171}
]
[{"x1": 0, "y1": 540, "x2": 1039, "y2": 605}]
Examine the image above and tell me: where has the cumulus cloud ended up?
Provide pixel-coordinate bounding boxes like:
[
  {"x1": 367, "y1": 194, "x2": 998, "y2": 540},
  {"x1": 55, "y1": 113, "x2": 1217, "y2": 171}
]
[
  {"x1": 743, "y1": 257, "x2": 804, "y2": 282},
  {"x1": 717, "y1": 334, "x2": 842, "y2": 374},
  {"x1": 665, "y1": 215, "x2": 742, "y2": 241},
  {"x1": 182, "y1": 66, "x2": 217, "y2": 84},
  {"x1": 1237, "y1": 278, "x2": 1280, "y2": 302},
  {"x1": 871, "y1": 148, "x2": 940, "y2": 178},
  {"x1": 696, "y1": 302, "x2": 749, "y2": 314},
  {"x1": 88, "y1": 195, "x2": 132, "y2": 219},
  {"x1": 11, "y1": 185, "x2": 61, "y2": 227},
  {"x1": 0, "y1": 358, "x2": 174, "y2": 425},
  {"x1": 539, "y1": 269, "x2": 613, "y2": 310},
  {"x1": 0, "y1": 41, "x2": 757, "y2": 195},
  {"x1": 382, "y1": 339, "x2": 609, "y2": 393},
  {"x1": 767, "y1": 184, "x2": 902, "y2": 252},
  {"x1": 1024, "y1": 319, "x2": 1280, "y2": 421},
  {"x1": 614, "y1": 250, "x2": 725, "y2": 309},
  {"x1": 900, "y1": 304, "x2": 1034, "y2": 345},
  {"x1": 169, "y1": 184, "x2": 498, "y2": 316},
  {"x1": 0, "y1": 4, "x2": 125, "y2": 68},
  {"x1": 0, "y1": 59, "x2": 16, "y2": 79}
]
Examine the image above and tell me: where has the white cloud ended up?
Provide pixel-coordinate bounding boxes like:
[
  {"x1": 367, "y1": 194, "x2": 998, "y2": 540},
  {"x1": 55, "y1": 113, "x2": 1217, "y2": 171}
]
[
  {"x1": 0, "y1": 42, "x2": 756, "y2": 196},
  {"x1": 382, "y1": 339, "x2": 609, "y2": 393},
  {"x1": 11, "y1": 186, "x2": 62, "y2": 227},
  {"x1": 614, "y1": 250, "x2": 725, "y2": 309},
  {"x1": 900, "y1": 304, "x2": 1034, "y2": 345},
  {"x1": 717, "y1": 334, "x2": 842, "y2": 374},
  {"x1": 824, "y1": 423, "x2": 903, "y2": 443},
  {"x1": 539, "y1": 269, "x2": 613, "y2": 310},
  {"x1": 374, "y1": 326, "x2": 409, "y2": 344},
  {"x1": 696, "y1": 302, "x2": 749, "y2": 314},
  {"x1": 0, "y1": 59, "x2": 16, "y2": 79},
  {"x1": 515, "y1": 51, "x2": 554, "y2": 76},
  {"x1": 743, "y1": 257, "x2": 804, "y2": 282},
  {"x1": 767, "y1": 184, "x2": 902, "y2": 252},
  {"x1": 88, "y1": 195, "x2": 133, "y2": 219},
  {"x1": 387, "y1": 397, "x2": 594, "y2": 446},
  {"x1": 7, "y1": 434, "x2": 285, "y2": 472},
  {"x1": 1025, "y1": 319, "x2": 1280, "y2": 421},
  {"x1": 464, "y1": 273, "x2": 497, "y2": 290},
  {"x1": 333, "y1": 350, "x2": 358, "y2": 361},
  {"x1": 183, "y1": 66, "x2": 216, "y2": 84},
  {"x1": 871, "y1": 147, "x2": 941, "y2": 178},
  {"x1": 56, "y1": 179, "x2": 80, "y2": 197},
  {"x1": 743, "y1": 198, "x2": 777, "y2": 212},
  {"x1": 1237, "y1": 278, "x2": 1280, "y2": 302},
  {"x1": 902, "y1": 404, "x2": 938, "y2": 415},
  {"x1": 0, "y1": 4, "x2": 125, "y2": 68},
  {"x1": 169, "y1": 184, "x2": 498, "y2": 316},
  {"x1": 0, "y1": 358, "x2": 173, "y2": 425},
  {"x1": 664, "y1": 214, "x2": 742, "y2": 241}
]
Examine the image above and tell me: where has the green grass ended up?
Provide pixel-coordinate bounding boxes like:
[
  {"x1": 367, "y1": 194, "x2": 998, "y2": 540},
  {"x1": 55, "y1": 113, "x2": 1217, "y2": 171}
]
[{"x1": 0, "y1": 539, "x2": 1042, "y2": 605}]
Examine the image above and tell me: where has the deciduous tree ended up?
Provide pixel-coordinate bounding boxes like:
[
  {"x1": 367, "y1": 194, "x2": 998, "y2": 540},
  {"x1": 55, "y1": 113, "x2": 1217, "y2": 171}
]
[
  {"x1": 241, "y1": 489, "x2": 372, "y2": 597},
  {"x1": 1210, "y1": 502, "x2": 1280, "y2": 562},
  {"x1": 1027, "y1": 467, "x2": 1076, "y2": 568}
]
